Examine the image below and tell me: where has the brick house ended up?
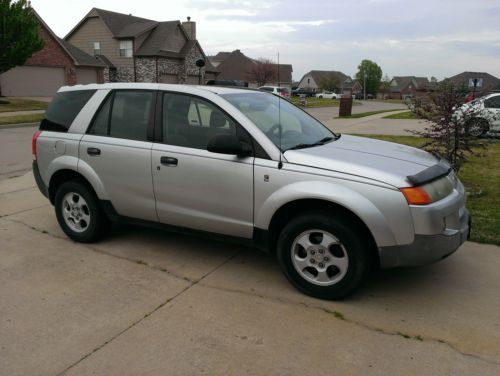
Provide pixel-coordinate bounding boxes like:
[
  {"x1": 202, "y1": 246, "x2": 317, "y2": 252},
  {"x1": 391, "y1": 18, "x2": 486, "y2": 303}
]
[
  {"x1": 297, "y1": 70, "x2": 353, "y2": 94},
  {"x1": 64, "y1": 8, "x2": 218, "y2": 84},
  {"x1": 387, "y1": 76, "x2": 430, "y2": 100},
  {"x1": 208, "y1": 49, "x2": 293, "y2": 88},
  {"x1": 0, "y1": 10, "x2": 105, "y2": 97},
  {"x1": 447, "y1": 71, "x2": 500, "y2": 97}
]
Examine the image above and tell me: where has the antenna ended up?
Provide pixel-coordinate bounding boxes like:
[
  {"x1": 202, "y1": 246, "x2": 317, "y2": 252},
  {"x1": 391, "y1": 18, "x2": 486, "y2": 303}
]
[{"x1": 277, "y1": 51, "x2": 283, "y2": 169}]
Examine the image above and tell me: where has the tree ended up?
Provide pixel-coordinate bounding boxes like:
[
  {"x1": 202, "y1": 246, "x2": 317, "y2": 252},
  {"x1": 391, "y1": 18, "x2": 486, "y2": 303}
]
[
  {"x1": 355, "y1": 59, "x2": 382, "y2": 96},
  {"x1": 318, "y1": 74, "x2": 340, "y2": 93},
  {"x1": 247, "y1": 58, "x2": 277, "y2": 87},
  {"x1": 410, "y1": 80, "x2": 495, "y2": 172},
  {"x1": 0, "y1": 0, "x2": 43, "y2": 95}
]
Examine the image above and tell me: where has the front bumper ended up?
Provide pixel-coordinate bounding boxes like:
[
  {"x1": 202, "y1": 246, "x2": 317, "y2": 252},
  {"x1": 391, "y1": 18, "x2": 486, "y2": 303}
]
[{"x1": 379, "y1": 209, "x2": 470, "y2": 268}]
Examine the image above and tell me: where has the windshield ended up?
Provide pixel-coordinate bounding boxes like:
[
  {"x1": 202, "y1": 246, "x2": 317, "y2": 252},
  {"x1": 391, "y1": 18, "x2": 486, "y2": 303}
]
[{"x1": 221, "y1": 92, "x2": 336, "y2": 151}]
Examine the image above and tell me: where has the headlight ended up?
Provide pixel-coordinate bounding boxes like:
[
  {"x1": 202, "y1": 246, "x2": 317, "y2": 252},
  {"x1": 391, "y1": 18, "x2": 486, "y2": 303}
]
[{"x1": 400, "y1": 176, "x2": 454, "y2": 205}]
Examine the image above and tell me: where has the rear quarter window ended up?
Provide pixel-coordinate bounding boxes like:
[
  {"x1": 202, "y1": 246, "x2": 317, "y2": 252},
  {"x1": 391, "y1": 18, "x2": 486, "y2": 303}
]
[{"x1": 40, "y1": 90, "x2": 96, "y2": 132}]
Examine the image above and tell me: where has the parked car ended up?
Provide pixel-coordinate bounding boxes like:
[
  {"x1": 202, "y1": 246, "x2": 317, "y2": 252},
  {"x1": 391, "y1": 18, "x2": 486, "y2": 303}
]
[
  {"x1": 206, "y1": 79, "x2": 248, "y2": 87},
  {"x1": 315, "y1": 92, "x2": 339, "y2": 99},
  {"x1": 291, "y1": 87, "x2": 314, "y2": 97},
  {"x1": 354, "y1": 92, "x2": 374, "y2": 100},
  {"x1": 258, "y1": 86, "x2": 290, "y2": 99},
  {"x1": 33, "y1": 84, "x2": 470, "y2": 300},
  {"x1": 459, "y1": 93, "x2": 500, "y2": 136}
]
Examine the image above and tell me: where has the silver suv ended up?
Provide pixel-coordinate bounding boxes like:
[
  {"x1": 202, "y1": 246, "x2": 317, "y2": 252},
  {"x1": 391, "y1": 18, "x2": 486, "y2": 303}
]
[{"x1": 33, "y1": 83, "x2": 470, "y2": 299}]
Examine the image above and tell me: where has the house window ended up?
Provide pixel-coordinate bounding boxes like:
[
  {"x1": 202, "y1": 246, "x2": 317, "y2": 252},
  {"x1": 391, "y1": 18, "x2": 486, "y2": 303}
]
[
  {"x1": 93, "y1": 42, "x2": 101, "y2": 55},
  {"x1": 119, "y1": 40, "x2": 133, "y2": 57},
  {"x1": 307, "y1": 78, "x2": 310, "y2": 84}
]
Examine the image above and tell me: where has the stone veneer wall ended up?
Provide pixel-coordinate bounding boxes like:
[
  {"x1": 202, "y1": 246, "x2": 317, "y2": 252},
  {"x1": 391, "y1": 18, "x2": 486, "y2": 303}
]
[
  {"x1": 135, "y1": 58, "x2": 156, "y2": 83},
  {"x1": 114, "y1": 67, "x2": 135, "y2": 82}
]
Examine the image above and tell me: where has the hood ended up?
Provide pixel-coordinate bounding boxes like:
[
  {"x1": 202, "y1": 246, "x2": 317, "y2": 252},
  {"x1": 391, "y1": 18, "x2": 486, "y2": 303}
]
[{"x1": 284, "y1": 134, "x2": 439, "y2": 187}]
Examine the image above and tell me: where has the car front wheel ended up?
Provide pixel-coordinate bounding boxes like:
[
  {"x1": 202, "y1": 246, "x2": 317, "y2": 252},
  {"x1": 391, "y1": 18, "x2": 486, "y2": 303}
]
[
  {"x1": 55, "y1": 181, "x2": 109, "y2": 243},
  {"x1": 466, "y1": 118, "x2": 489, "y2": 137},
  {"x1": 277, "y1": 213, "x2": 371, "y2": 300}
]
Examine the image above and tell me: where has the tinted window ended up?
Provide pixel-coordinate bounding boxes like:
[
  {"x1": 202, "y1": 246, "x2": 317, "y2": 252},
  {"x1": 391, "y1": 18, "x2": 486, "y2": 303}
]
[
  {"x1": 40, "y1": 90, "x2": 96, "y2": 132},
  {"x1": 109, "y1": 91, "x2": 153, "y2": 141},
  {"x1": 88, "y1": 94, "x2": 111, "y2": 136},
  {"x1": 162, "y1": 93, "x2": 236, "y2": 149},
  {"x1": 484, "y1": 96, "x2": 500, "y2": 109}
]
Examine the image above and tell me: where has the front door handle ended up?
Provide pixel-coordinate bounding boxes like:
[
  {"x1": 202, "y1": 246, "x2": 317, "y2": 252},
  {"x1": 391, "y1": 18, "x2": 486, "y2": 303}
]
[
  {"x1": 160, "y1": 156, "x2": 178, "y2": 166},
  {"x1": 87, "y1": 147, "x2": 101, "y2": 156}
]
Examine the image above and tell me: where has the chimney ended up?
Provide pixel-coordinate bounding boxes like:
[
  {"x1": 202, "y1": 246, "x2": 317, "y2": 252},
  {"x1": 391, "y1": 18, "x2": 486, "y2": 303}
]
[{"x1": 182, "y1": 16, "x2": 196, "y2": 40}]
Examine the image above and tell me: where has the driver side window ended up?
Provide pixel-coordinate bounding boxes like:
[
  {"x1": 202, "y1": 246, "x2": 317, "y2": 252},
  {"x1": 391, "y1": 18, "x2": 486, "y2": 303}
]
[{"x1": 162, "y1": 93, "x2": 237, "y2": 150}]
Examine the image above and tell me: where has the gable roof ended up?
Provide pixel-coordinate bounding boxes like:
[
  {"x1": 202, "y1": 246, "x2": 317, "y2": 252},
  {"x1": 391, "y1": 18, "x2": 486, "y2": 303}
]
[
  {"x1": 58, "y1": 38, "x2": 106, "y2": 67},
  {"x1": 447, "y1": 71, "x2": 500, "y2": 90},
  {"x1": 211, "y1": 50, "x2": 292, "y2": 82},
  {"x1": 135, "y1": 21, "x2": 186, "y2": 55},
  {"x1": 31, "y1": 9, "x2": 104, "y2": 68},
  {"x1": 303, "y1": 70, "x2": 350, "y2": 87},
  {"x1": 390, "y1": 76, "x2": 429, "y2": 92},
  {"x1": 65, "y1": 8, "x2": 158, "y2": 39}
]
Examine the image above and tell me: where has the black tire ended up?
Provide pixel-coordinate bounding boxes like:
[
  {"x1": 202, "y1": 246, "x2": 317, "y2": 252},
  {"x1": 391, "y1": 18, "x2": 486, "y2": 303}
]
[
  {"x1": 277, "y1": 212, "x2": 371, "y2": 300},
  {"x1": 54, "y1": 180, "x2": 109, "y2": 243},
  {"x1": 466, "y1": 118, "x2": 489, "y2": 137}
]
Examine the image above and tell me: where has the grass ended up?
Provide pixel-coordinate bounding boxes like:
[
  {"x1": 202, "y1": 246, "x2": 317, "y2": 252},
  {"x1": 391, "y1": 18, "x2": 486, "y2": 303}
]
[
  {"x1": 338, "y1": 109, "x2": 405, "y2": 119},
  {"x1": 383, "y1": 111, "x2": 418, "y2": 119},
  {"x1": 0, "y1": 113, "x2": 44, "y2": 125},
  {"x1": 359, "y1": 134, "x2": 500, "y2": 246},
  {"x1": 290, "y1": 97, "x2": 362, "y2": 108},
  {"x1": 0, "y1": 97, "x2": 48, "y2": 112}
]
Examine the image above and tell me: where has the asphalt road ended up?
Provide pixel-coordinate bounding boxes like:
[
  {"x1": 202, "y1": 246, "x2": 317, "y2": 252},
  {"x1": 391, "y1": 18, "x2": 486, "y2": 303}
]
[{"x1": 1, "y1": 173, "x2": 499, "y2": 375}]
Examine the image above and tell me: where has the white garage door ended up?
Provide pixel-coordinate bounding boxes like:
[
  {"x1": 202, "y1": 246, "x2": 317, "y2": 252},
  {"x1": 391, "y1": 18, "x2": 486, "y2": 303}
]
[
  {"x1": 76, "y1": 68, "x2": 97, "y2": 84},
  {"x1": 0, "y1": 66, "x2": 65, "y2": 97}
]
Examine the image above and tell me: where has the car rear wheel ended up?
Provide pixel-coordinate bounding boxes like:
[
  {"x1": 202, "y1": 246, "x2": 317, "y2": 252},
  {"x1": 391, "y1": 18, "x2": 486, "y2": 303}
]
[
  {"x1": 55, "y1": 181, "x2": 109, "y2": 243},
  {"x1": 466, "y1": 118, "x2": 489, "y2": 137},
  {"x1": 277, "y1": 212, "x2": 371, "y2": 300}
]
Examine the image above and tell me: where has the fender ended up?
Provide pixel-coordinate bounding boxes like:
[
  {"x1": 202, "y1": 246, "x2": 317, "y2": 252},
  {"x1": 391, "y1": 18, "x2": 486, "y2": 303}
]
[
  {"x1": 44, "y1": 155, "x2": 79, "y2": 186},
  {"x1": 76, "y1": 158, "x2": 110, "y2": 200},
  {"x1": 255, "y1": 181, "x2": 414, "y2": 247}
]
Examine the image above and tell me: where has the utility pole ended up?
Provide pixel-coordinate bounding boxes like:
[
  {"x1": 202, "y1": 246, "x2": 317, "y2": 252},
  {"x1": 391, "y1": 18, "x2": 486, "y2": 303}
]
[{"x1": 363, "y1": 69, "x2": 367, "y2": 100}]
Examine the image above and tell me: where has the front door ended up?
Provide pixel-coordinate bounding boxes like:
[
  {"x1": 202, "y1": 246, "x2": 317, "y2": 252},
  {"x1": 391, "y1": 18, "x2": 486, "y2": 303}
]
[
  {"x1": 152, "y1": 92, "x2": 254, "y2": 238},
  {"x1": 79, "y1": 90, "x2": 157, "y2": 221}
]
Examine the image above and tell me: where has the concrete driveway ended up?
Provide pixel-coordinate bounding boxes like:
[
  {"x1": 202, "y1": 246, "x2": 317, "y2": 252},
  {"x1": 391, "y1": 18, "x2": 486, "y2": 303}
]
[{"x1": 1, "y1": 173, "x2": 500, "y2": 375}]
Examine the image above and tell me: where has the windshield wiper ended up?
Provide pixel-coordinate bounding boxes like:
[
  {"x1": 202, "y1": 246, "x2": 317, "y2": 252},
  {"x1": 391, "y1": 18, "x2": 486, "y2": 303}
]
[{"x1": 285, "y1": 137, "x2": 334, "y2": 151}]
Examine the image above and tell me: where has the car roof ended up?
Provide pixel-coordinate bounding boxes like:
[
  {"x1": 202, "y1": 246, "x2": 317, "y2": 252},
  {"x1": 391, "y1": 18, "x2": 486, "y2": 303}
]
[{"x1": 57, "y1": 83, "x2": 260, "y2": 96}]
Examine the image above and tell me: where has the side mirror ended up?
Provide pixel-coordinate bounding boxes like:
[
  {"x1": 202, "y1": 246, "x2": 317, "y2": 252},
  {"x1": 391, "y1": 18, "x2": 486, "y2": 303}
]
[{"x1": 207, "y1": 134, "x2": 252, "y2": 157}]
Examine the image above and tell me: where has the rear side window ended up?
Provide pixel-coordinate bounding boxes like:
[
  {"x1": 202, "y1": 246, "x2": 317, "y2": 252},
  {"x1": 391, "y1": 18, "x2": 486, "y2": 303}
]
[
  {"x1": 484, "y1": 96, "x2": 500, "y2": 109},
  {"x1": 40, "y1": 90, "x2": 96, "y2": 132},
  {"x1": 87, "y1": 90, "x2": 155, "y2": 141}
]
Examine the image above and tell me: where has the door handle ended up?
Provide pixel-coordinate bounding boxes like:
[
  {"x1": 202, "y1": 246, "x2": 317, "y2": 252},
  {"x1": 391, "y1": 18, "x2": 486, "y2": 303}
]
[
  {"x1": 160, "y1": 156, "x2": 178, "y2": 166},
  {"x1": 87, "y1": 147, "x2": 101, "y2": 156}
]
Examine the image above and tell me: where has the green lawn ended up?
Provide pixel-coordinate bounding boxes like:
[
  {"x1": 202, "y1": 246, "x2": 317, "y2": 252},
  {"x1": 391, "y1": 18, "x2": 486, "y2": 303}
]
[
  {"x1": 0, "y1": 113, "x2": 44, "y2": 125},
  {"x1": 383, "y1": 111, "x2": 417, "y2": 119},
  {"x1": 290, "y1": 97, "x2": 362, "y2": 108},
  {"x1": 359, "y1": 134, "x2": 500, "y2": 246},
  {"x1": 0, "y1": 97, "x2": 48, "y2": 112},
  {"x1": 338, "y1": 109, "x2": 405, "y2": 119}
]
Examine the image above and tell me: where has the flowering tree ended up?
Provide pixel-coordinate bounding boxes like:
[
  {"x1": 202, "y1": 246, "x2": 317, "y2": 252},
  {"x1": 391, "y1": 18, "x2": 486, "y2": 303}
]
[{"x1": 410, "y1": 80, "x2": 496, "y2": 172}]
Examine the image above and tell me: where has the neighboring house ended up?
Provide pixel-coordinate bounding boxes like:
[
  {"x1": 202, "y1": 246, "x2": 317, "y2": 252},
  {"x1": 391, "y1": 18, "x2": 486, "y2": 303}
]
[
  {"x1": 341, "y1": 78, "x2": 362, "y2": 96},
  {"x1": 297, "y1": 70, "x2": 351, "y2": 94},
  {"x1": 0, "y1": 10, "x2": 105, "y2": 97},
  {"x1": 65, "y1": 8, "x2": 219, "y2": 84},
  {"x1": 208, "y1": 49, "x2": 293, "y2": 88},
  {"x1": 387, "y1": 76, "x2": 430, "y2": 99},
  {"x1": 447, "y1": 71, "x2": 500, "y2": 96}
]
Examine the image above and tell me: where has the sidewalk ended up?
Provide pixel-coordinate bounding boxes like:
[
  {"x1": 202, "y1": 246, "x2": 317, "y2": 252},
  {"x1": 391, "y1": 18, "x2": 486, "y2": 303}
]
[{"x1": 0, "y1": 109, "x2": 45, "y2": 117}]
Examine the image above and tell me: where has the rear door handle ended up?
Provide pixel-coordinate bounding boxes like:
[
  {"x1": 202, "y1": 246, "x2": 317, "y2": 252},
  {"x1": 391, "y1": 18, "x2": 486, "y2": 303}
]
[
  {"x1": 87, "y1": 147, "x2": 101, "y2": 156},
  {"x1": 160, "y1": 156, "x2": 178, "y2": 166}
]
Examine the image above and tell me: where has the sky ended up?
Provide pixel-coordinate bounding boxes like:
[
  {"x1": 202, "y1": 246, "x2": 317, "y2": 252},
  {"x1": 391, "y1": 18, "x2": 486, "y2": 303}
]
[{"x1": 30, "y1": 0, "x2": 500, "y2": 82}]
